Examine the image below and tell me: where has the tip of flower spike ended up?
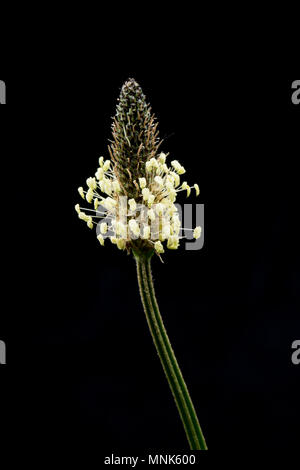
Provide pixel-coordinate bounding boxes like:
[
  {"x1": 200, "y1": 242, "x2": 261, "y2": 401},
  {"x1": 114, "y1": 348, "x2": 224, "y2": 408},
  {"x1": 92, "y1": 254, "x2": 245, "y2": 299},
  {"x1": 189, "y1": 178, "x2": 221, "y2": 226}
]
[{"x1": 121, "y1": 78, "x2": 142, "y2": 94}]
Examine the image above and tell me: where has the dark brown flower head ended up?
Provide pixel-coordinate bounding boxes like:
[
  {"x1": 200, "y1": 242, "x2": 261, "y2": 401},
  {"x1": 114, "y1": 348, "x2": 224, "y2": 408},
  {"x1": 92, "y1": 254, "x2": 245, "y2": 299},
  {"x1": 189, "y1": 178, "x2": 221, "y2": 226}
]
[{"x1": 109, "y1": 78, "x2": 161, "y2": 199}]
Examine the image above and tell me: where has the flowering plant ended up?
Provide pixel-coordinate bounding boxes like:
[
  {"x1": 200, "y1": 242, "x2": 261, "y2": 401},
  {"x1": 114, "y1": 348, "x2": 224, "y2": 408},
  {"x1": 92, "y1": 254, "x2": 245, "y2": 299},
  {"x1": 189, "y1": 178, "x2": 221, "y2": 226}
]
[{"x1": 75, "y1": 79, "x2": 207, "y2": 450}]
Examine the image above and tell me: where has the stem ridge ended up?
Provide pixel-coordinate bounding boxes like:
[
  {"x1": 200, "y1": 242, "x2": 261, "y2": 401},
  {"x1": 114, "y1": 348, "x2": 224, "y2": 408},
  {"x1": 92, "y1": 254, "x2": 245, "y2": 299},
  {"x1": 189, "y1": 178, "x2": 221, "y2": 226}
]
[{"x1": 135, "y1": 255, "x2": 207, "y2": 450}]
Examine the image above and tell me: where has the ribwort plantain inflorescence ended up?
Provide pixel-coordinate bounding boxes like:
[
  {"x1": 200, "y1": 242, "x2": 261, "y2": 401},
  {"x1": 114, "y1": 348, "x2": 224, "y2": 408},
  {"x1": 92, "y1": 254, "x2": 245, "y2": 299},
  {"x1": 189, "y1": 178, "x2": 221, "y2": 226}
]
[
  {"x1": 75, "y1": 78, "x2": 207, "y2": 450},
  {"x1": 75, "y1": 78, "x2": 201, "y2": 258}
]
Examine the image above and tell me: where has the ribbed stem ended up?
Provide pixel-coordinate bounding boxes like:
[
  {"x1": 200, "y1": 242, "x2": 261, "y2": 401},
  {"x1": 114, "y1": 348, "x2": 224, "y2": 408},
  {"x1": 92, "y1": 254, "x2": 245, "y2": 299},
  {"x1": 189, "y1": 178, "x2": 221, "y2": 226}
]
[{"x1": 135, "y1": 254, "x2": 207, "y2": 450}]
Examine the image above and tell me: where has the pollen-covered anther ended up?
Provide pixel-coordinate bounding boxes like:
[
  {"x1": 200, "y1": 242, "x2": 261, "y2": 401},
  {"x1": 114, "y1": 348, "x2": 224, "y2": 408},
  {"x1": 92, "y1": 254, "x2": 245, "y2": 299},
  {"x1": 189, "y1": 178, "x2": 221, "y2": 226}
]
[
  {"x1": 154, "y1": 176, "x2": 164, "y2": 187},
  {"x1": 103, "y1": 197, "x2": 116, "y2": 211},
  {"x1": 78, "y1": 187, "x2": 85, "y2": 199},
  {"x1": 158, "y1": 153, "x2": 166, "y2": 164},
  {"x1": 166, "y1": 180, "x2": 174, "y2": 191},
  {"x1": 161, "y1": 225, "x2": 171, "y2": 240},
  {"x1": 148, "y1": 208, "x2": 155, "y2": 221},
  {"x1": 161, "y1": 163, "x2": 168, "y2": 174},
  {"x1": 139, "y1": 178, "x2": 146, "y2": 189},
  {"x1": 143, "y1": 226, "x2": 151, "y2": 239},
  {"x1": 155, "y1": 203, "x2": 164, "y2": 216},
  {"x1": 103, "y1": 179, "x2": 112, "y2": 195},
  {"x1": 182, "y1": 182, "x2": 191, "y2": 197},
  {"x1": 167, "y1": 235, "x2": 180, "y2": 250},
  {"x1": 168, "y1": 189, "x2": 177, "y2": 203},
  {"x1": 147, "y1": 194, "x2": 155, "y2": 207},
  {"x1": 95, "y1": 168, "x2": 104, "y2": 181},
  {"x1": 115, "y1": 221, "x2": 127, "y2": 238},
  {"x1": 194, "y1": 184, "x2": 200, "y2": 196},
  {"x1": 150, "y1": 157, "x2": 159, "y2": 168},
  {"x1": 87, "y1": 217, "x2": 93, "y2": 229},
  {"x1": 168, "y1": 204, "x2": 178, "y2": 216},
  {"x1": 97, "y1": 234, "x2": 105, "y2": 246},
  {"x1": 103, "y1": 160, "x2": 111, "y2": 172},
  {"x1": 172, "y1": 214, "x2": 181, "y2": 235},
  {"x1": 75, "y1": 204, "x2": 80, "y2": 214},
  {"x1": 87, "y1": 177, "x2": 97, "y2": 190},
  {"x1": 116, "y1": 239, "x2": 126, "y2": 250},
  {"x1": 146, "y1": 158, "x2": 159, "y2": 172},
  {"x1": 86, "y1": 188, "x2": 94, "y2": 203},
  {"x1": 112, "y1": 180, "x2": 121, "y2": 193},
  {"x1": 142, "y1": 188, "x2": 150, "y2": 201},
  {"x1": 171, "y1": 160, "x2": 186, "y2": 175},
  {"x1": 129, "y1": 198, "x2": 137, "y2": 212},
  {"x1": 193, "y1": 226, "x2": 202, "y2": 239},
  {"x1": 170, "y1": 172, "x2": 180, "y2": 187},
  {"x1": 100, "y1": 222, "x2": 108, "y2": 234},
  {"x1": 154, "y1": 241, "x2": 164, "y2": 253},
  {"x1": 78, "y1": 211, "x2": 89, "y2": 222},
  {"x1": 129, "y1": 219, "x2": 140, "y2": 237}
]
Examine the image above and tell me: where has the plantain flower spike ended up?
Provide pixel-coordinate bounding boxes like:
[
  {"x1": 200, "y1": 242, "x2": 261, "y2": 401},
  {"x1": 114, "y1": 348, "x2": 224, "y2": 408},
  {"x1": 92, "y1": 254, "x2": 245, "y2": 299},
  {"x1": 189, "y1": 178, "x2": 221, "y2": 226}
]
[
  {"x1": 74, "y1": 79, "x2": 208, "y2": 450},
  {"x1": 75, "y1": 78, "x2": 201, "y2": 257}
]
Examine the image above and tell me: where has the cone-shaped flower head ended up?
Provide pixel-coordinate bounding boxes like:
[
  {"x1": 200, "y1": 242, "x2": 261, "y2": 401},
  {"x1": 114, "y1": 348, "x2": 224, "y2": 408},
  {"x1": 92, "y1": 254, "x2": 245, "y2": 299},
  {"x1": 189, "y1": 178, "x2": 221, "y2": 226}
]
[
  {"x1": 110, "y1": 78, "x2": 161, "y2": 199},
  {"x1": 75, "y1": 78, "x2": 201, "y2": 257}
]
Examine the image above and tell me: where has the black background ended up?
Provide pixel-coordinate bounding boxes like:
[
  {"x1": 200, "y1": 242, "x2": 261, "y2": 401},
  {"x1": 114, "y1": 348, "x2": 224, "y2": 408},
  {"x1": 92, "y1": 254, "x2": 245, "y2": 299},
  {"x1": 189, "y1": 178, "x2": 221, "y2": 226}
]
[{"x1": 1, "y1": 45, "x2": 299, "y2": 460}]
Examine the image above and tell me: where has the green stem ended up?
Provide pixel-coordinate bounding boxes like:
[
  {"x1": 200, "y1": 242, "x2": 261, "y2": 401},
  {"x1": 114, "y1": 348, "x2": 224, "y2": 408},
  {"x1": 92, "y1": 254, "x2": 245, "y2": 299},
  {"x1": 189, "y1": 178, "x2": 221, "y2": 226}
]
[{"x1": 134, "y1": 253, "x2": 207, "y2": 450}]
